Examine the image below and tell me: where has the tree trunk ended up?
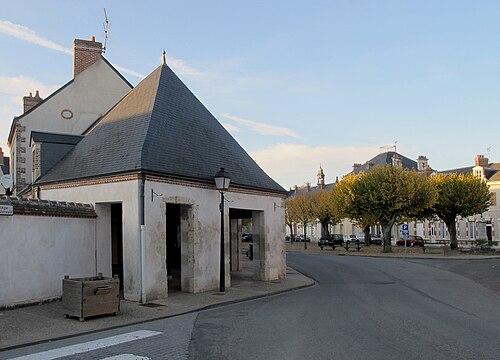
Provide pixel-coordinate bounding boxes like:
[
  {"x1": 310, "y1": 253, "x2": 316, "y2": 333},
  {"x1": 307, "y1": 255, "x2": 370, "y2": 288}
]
[
  {"x1": 382, "y1": 213, "x2": 398, "y2": 253},
  {"x1": 321, "y1": 221, "x2": 330, "y2": 238},
  {"x1": 288, "y1": 224, "x2": 294, "y2": 243},
  {"x1": 445, "y1": 218, "x2": 458, "y2": 249},
  {"x1": 363, "y1": 225, "x2": 371, "y2": 246},
  {"x1": 303, "y1": 224, "x2": 308, "y2": 250}
]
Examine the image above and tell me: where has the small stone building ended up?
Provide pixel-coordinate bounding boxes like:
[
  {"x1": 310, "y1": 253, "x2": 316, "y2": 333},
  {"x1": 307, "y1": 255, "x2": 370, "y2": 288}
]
[{"x1": 30, "y1": 58, "x2": 287, "y2": 302}]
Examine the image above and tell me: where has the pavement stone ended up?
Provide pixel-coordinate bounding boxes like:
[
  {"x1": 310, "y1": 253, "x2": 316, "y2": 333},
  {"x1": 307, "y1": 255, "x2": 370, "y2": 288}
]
[
  {"x1": 0, "y1": 266, "x2": 314, "y2": 352},
  {"x1": 2, "y1": 246, "x2": 498, "y2": 353}
]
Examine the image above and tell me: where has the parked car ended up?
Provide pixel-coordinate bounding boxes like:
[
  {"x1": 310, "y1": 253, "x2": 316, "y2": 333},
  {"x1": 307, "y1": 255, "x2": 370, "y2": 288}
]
[
  {"x1": 330, "y1": 234, "x2": 344, "y2": 246},
  {"x1": 396, "y1": 235, "x2": 424, "y2": 247},
  {"x1": 347, "y1": 234, "x2": 364, "y2": 245},
  {"x1": 295, "y1": 234, "x2": 311, "y2": 242},
  {"x1": 242, "y1": 233, "x2": 253, "y2": 242},
  {"x1": 318, "y1": 237, "x2": 334, "y2": 250},
  {"x1": 371, "y1": 237, "x2": 382, "y2": 245},
  {"x1": 318, "y1": 234, "x2": 344, "y2": 249}
]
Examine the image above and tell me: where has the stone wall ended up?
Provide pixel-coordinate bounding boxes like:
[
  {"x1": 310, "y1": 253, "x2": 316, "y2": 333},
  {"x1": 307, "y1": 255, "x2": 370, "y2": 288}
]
[{"x1": 0, "y1": 196, "x2": 97, "y2": 308}]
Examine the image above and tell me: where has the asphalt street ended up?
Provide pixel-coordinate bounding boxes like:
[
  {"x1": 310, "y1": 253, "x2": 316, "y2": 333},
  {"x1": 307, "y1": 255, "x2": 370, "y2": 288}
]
[{"x1": 3, "y1": 253, "x2": 500, "y2": 360}]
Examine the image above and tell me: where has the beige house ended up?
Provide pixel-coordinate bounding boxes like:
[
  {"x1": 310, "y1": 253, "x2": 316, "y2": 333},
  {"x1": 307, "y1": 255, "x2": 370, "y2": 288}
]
[
  {"x1": 290, "y1": 152, "x2": 499, "y2": 245},
  {"x1": 7, "y1": 37, "x2": 132, "y2": 194},
  {"x1": 406, "y1": 155, "x2": 500, "y2": 243}
]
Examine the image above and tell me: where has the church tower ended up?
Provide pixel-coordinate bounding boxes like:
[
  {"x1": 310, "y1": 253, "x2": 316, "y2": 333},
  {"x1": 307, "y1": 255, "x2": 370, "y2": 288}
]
[{"x1": 317, "y1": 165, "x2": 325, "y2": 189}]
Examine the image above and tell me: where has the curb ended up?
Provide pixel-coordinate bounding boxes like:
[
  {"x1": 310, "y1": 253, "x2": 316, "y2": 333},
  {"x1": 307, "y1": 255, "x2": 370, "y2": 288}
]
[{"x1": 0, "y1": 274, "x2": 315, "y2": 352}]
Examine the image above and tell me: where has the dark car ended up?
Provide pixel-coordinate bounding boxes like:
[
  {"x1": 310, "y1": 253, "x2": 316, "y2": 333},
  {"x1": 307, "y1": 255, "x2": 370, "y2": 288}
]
[
  {"x1": 371, "y1": 237, "x2": 382, "y2": 245},
  {"x1": 330, "y1": 234, "x2": 344, "y2": 246},
  {"x1": 318, "y1": 237, "x2": 333, "y2": 250},
  {"x1": 242, "y1": 233, "x2": 253, "y2": 242},
  {"x1": 396, "y1": 235, "x2": 424, "y2": 247},
  {"x1": 318, "y1": 234, "x2": 344, "y2": 250}
]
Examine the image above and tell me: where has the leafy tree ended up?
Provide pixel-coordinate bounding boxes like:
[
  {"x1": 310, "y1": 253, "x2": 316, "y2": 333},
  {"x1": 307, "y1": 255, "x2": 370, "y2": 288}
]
[
  {"x1": 291, "y1": 193, "x2": 315, "y2": 249},
  {"x1": 347, "y1": 165, "x2": 436, "y2": 252},
  {"x1": 285, "y1": 197, "x2": 299, "y2": 242},
  {"x1": 311, "y1": 190, "x2": 340, "y2": 238},
  {"x1": 430, "y1": 173, "x2": 491, "y2": 249},
  {"x1": 331, "y1": 174, "x2": 378, "y2": 246}
]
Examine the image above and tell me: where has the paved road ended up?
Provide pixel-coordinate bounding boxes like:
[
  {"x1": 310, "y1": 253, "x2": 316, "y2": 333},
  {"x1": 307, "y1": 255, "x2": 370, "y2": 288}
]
[
  {"x1": 190, "y1": 253, "x2": 500, "y2": 359},
  {"x1": 3, "y1": 253, "x2": 500, "y2": 359}
]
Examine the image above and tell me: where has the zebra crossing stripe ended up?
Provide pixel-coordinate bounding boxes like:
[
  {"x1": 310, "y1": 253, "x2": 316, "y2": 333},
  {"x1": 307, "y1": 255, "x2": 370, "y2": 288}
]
[{"x1": 7, "y1": 330, "x2": 162, "y2": 360}]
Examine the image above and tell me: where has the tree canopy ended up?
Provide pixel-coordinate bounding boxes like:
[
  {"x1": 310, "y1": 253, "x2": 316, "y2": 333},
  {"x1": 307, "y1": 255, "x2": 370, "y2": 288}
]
[
  {"x1": 286, "y1": 193, "x2": 315, "y2": 248},
  {"x1": 429, "y1": 173, "x2": 491, "y2": 248},
  {"x1": 310, "y1": 190, "x2": 340, "y2": 238},
  {"x1": 334, "y1": 165, "x2": 437, "y2": 252}
]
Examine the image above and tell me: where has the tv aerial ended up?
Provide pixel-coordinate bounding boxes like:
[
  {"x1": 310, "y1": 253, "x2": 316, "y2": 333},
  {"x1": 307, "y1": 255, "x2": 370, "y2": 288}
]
[{"x1": 103, "y1": 8, "x2": 109, "y2": 53}]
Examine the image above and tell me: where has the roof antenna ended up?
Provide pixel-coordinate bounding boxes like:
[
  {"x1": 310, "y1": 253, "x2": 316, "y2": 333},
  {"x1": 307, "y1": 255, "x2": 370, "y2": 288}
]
[{"x1": 102, "y1": 8, "x2": 109, "y2": 53}]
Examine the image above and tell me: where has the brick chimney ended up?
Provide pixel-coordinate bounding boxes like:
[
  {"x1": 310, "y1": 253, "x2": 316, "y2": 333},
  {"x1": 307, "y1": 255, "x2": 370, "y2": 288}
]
[
  {"x1": 353, "y1": 163, "x2": 361, "y2": 172},
  {"x1": 475, "y1": 155, "x2": 489, "y2": 167},
  {"x1": 22, "y1": 90, "x2": 43, "y2": 113},
  {"x1": 73, "y1": 36, "x2": 103, "y2": 77}
]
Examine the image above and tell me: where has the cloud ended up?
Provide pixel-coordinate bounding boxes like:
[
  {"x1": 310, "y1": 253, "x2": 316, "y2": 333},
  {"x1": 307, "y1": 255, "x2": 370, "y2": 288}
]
[
  {"x1": 0, "y1": 20, "x2": 72, "y2": 55},
  {"x1": 112, "y1": 65, "x2": 146, "y2": 79},
  {"x1": 0, "y1": 76, "x2": 59, "y2": 100},
  {"x1": 168, "y1": 58, "x2": 204, "y2": 77},
  {"x1": 222, "y1": 123, "x2": 240, "y2": 133},
  {"x1": 221, "y1": 113, "x2": 302, "y2": 139},
  {"x1": 249, "y1": 143, "x2": 376, "y2": 188}
]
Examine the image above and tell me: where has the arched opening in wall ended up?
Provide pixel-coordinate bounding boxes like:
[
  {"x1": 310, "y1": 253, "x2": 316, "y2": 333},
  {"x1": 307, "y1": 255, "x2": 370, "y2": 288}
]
[{"x1": 229, "y1": 208, "x2": 263, "y2": 286}]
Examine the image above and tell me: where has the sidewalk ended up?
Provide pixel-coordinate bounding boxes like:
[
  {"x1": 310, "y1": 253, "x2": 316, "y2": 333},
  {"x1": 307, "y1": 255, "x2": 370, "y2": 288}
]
[{"x1": 0, "y1": 266, "x2": 314, "y2": 351}]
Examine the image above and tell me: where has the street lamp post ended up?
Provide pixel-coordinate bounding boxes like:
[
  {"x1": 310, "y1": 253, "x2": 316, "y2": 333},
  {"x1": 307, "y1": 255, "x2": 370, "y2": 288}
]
[{"x1": 214, "y1": 167, "x2": 231, "y2": 292}]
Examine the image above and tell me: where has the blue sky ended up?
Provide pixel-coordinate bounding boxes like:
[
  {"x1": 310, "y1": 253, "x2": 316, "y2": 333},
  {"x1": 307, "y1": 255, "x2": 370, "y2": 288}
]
[{"x1": 1, "y1": 1, "x2": 499, "y2": 188}]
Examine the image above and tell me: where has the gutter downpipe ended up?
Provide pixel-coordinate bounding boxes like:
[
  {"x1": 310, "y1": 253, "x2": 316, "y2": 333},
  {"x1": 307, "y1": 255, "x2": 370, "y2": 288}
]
[{"x1": 139, "y1": 173, "x2": 146, "y2": 303}]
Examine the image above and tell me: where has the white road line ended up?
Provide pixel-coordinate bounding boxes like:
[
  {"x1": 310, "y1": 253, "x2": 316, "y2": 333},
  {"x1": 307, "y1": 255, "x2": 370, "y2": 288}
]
[
  {"x1": 7, "y1": 330, "x2": 162, "y2": 360},
  {"x1": 101, "y1": 355, "x2": 150, "y2": 360}
]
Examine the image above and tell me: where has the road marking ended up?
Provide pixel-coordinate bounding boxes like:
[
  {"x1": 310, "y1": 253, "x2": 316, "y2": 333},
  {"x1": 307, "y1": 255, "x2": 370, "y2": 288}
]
[
  {"x1": 7, "y1": 330, "x2": 162, "y2": 360},
  {"x1": 101, "y1": 355, "x2": 150, "y2": 360}
]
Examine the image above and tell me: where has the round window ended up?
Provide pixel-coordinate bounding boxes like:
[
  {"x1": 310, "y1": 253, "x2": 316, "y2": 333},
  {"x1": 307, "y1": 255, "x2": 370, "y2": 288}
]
[{"x1": 61, "y1": 109, "x2": 74, "y2": 120}]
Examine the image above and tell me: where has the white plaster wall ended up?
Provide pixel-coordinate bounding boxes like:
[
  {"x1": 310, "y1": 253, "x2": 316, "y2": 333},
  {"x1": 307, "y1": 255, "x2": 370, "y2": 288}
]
[
  {"x1": 11, "y1": 59, "x2": 131, "y2": 187},
  {"x1": 41, "y1": 180, "x2": 141, "y2": 301},
  {"x1": 0, "y1": 215, "x2": 96, "y2": 307},
  {"x1": 145, "y1": 180, "x2": 286, "y2": 298}
]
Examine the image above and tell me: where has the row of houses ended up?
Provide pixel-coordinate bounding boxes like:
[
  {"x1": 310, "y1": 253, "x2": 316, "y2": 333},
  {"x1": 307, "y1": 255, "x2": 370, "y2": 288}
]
[
  {"x1": 290, "y1": 151, "x2": 500, "y2": 244},
  {"x1": 0, "y1": 37, "x2": 286, "y2": 307}
]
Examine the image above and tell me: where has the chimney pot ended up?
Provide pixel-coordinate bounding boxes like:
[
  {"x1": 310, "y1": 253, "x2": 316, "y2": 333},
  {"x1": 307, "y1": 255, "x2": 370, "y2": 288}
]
[
  {"x1": 23, "y1": 91, "x2": 44, "y2": 113},
  {"x1": 91, "y1": 35, "x2": 95, "y2": 42}
]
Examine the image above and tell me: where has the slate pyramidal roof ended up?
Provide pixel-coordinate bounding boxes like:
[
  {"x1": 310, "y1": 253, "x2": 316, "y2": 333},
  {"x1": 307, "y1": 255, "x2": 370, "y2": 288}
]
[{"x1": 38, "y1": 63, "x2": 286, "y2": 194}]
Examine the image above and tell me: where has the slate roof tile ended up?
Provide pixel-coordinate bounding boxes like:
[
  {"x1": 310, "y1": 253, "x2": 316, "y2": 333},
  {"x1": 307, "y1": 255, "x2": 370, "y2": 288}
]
[{"x1": 37, "y1": 64, "x2": 285, "y2": 194}]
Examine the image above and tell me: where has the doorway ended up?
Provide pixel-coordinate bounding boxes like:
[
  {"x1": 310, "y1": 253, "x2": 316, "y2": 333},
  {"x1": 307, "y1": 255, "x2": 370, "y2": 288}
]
[
  {"x1": 111, "y1": 203, "x2": 123, "y2": 291},
  {"x1": 166, "y1": 203, "x2": 181, "y2": 292}
]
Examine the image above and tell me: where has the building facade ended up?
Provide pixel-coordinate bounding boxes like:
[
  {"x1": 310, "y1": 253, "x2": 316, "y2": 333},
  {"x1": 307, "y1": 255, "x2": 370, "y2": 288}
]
[{"x1": 7, "y1": 37, "x2": 132, "y2": 194}]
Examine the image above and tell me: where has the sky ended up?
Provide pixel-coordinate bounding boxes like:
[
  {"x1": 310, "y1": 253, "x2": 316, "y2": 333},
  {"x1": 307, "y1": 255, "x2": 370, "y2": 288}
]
[{"x1": 1, "y1": 1, "x2": 499, "y2": 189}]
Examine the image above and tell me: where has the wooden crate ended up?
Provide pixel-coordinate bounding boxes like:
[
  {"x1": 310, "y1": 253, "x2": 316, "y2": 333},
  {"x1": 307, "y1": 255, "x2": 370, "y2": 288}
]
[{"x1": 62, "y1": 274, "x2": 120, "y2": 321}]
